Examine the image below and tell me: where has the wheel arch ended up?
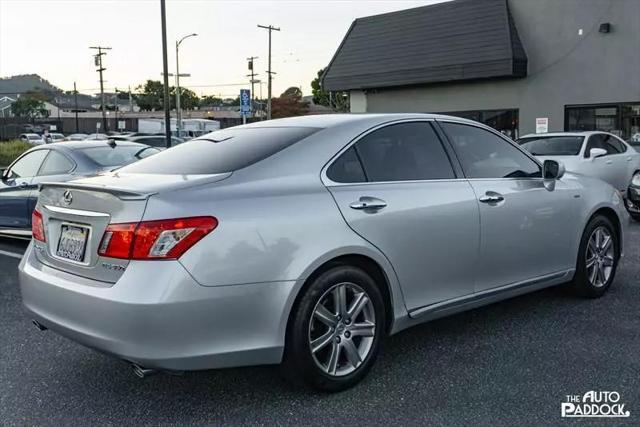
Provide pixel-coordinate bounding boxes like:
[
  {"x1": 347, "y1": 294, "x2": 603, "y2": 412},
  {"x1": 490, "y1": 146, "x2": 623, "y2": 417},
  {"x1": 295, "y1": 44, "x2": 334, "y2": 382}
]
[
  {"x1": 283, "y1": 250, "x2": 405, "y2": 345},
  {"x1": 587, "y1": 207, "x2": 623, "y2": 256}
]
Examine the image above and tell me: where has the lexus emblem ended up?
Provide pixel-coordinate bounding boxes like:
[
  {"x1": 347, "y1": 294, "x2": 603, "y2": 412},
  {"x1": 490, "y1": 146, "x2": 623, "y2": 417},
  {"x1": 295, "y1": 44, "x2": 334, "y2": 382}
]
[{"x1": 62, "y1": 190, "x2": 73, "y2": 206}]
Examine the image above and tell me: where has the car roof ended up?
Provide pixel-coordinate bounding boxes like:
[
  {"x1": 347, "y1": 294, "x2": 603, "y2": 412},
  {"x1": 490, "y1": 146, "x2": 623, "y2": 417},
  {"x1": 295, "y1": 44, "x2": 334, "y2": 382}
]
[
  {"x1": 519, "y1": 131, "x2": 613, "y2": 139},
  {"x1": 235, "y1": 113, "x2": 481, "y2": 130}
]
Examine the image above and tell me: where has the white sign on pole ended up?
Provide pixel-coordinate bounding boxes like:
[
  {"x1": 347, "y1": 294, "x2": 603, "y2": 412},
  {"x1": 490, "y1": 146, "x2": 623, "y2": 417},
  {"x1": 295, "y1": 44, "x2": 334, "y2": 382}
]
[
  {"x1": 535, "y1": 117, "x2": 549, "y2": 134},
  {"x1": 118, "y1": 120, "x2": 126, "y2": 130},
  {"x1": 96, "y1": 122, "x2": 101, "y2": 130},
  {"x1": 49, "y1": 125, "x2": 57, "y2": 131}
]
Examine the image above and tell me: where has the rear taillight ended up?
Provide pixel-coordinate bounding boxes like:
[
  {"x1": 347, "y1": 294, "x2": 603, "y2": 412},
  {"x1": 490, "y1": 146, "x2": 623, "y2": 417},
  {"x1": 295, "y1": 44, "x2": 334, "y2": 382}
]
[
  {"x1": 32, "y1": 209, "x2": 46, "y2": 242},
  {"x1": 98, "y1": 216, "x2": 217, "y2": 260}
]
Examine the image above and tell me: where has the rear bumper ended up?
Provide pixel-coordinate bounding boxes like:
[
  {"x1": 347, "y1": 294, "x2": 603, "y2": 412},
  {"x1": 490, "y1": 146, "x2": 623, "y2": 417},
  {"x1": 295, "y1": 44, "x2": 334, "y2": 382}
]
[{"x1": 19, "y1": 243, "x2": 295, "y2": 371}]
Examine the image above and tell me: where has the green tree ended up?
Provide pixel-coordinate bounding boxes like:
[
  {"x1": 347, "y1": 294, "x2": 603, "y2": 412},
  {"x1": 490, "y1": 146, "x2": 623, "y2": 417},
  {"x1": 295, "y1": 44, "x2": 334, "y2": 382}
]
[
  {"x1": 176, "y1": 87, "x2": 199, "y2": 110},
  {"x1": 271, "y1": 86, "x2": 309, "y2": 119},
  {"x1": 135, "y1": 80, "x2": 165, "y2": 111},
  {"x1": 200, "y1": 95, "x2": 223, "y2": 107},
  {"x1": 135, "y1": 80, "x2": 200, "y2": 111},
  {"x1": 310, "y1": 68, "x2": 349, "y2": 112},
  {"x1": 11, "y1": 96, "x2": 49, "y2": 120}
]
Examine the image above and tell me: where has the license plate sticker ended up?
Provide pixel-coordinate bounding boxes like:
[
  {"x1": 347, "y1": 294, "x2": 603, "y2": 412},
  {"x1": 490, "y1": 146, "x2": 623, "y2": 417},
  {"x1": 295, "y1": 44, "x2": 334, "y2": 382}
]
[{"x1": 56, "y1": 225, "x2": 89, "y2": 262}]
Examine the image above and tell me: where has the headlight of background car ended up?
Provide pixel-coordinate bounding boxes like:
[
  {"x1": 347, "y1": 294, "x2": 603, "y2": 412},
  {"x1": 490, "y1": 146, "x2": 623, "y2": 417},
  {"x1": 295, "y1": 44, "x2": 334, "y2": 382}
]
[{"x1": 632, "y1": 173, "x2": 640, "y2": 187}]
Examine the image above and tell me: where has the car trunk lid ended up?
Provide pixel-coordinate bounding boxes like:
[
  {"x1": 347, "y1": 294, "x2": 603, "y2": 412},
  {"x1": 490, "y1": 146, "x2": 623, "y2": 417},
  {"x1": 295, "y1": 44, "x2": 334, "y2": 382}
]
[{"x1": 34, "y1": 172, "x2": 231, "y2": 283}]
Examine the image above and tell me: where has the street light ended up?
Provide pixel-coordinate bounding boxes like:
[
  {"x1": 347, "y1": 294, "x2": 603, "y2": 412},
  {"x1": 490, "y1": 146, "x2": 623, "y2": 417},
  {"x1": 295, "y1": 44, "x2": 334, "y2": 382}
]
[{"x1": 176, "y1": 33, "x2": 198, "y2": 137}]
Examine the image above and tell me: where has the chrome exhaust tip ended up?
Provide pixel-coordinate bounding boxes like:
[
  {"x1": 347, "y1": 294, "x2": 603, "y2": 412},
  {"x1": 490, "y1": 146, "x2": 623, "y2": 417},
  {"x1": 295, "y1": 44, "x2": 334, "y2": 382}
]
[
  {"x1": 132, "y1": 363, "x2": 157, "y2": 379},
  {"x1": 32, "y1": 319, "x2": 47, "y2": 331}
]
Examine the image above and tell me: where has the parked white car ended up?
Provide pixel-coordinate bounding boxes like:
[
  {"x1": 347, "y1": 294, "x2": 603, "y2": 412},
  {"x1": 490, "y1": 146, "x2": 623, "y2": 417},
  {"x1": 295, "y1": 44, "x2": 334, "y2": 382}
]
[{"x1": 517, "y1": 132, "x2": 640, "y2": 197}]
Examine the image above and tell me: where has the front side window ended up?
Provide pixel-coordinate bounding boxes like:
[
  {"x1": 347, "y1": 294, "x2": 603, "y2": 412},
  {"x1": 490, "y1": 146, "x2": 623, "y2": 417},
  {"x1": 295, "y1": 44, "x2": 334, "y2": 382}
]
[
  {"x1": 441, "y1": 122, "x2": 541, "y2": 179},
  {"x1": 8, "y1": 150, "x2": 49, "y2": 179},
  {"x1": 517, "y1": 136, "x2": 584, "y2": 156},
  {"x1": 353, "y1": 122, "x2": 455, "y2": 182},
  {"x1": 38, "y1": 151, "x2": 74, "y2": 176}
]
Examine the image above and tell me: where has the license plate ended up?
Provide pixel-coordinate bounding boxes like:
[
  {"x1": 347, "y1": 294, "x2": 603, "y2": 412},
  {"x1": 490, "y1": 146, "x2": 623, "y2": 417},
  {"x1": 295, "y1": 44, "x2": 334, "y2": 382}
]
[{"x1": 56, "y1": 225, "x2": 89, "y2": 262}]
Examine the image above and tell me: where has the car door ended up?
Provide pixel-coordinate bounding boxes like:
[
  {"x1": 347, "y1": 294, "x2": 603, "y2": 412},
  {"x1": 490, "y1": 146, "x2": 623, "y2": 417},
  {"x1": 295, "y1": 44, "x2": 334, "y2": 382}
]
[
  {"x1": 325, "y1": 121, "x2": 479, "y2": 311},
  {"x1": 0, "y1": 149, "x2": 48, "y2": 228},
  {"x1": 601, "y1": 134, "x2": 631, "y2": 191},
  {"x1": 28, "y1": 150, "x2": 76, "y2": 216},
  {"x1": 583, "y1": 134, "x2": 622, "y2": 190},
  {"x1": 438, "y1": 121, "x2": 578, "y2": 292}
]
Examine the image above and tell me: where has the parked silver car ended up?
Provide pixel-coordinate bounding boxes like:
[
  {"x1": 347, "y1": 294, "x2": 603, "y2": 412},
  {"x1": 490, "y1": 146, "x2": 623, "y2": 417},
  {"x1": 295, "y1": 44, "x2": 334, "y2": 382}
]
[{"x1": 19, "y1": 114, "x2": 626, "y2": 391}]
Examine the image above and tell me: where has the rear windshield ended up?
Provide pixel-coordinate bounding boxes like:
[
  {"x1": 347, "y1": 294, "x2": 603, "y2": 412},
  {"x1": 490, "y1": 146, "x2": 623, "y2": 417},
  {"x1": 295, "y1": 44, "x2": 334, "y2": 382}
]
[
  {"x1": 80, "y1": 146, "x2": 155, "y2": 167},
  {"x1": 119, "y1": 127, "x2": 319, "y2": 174},
  {"x1": 517, "y1": 136, "x2": 584, "y2": 156}
]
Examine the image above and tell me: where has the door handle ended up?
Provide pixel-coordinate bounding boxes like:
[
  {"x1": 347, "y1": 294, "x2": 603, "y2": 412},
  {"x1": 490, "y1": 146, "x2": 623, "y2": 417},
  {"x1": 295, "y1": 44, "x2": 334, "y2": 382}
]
[
  {"x1": 349, "y1": 197, "x2": 387, "y2": 210},
  {"x1": 479, "y1": 192, "x2": 504, "y2": 204},
  {"x1": 627, "y1": 157, "x2": 633, "y2": 161},
  {"x1": 19, "y1": 182, "x2": 29, "y2": 188},
  {"x1": 606, "y1": 160, "x2": 613, "y2": 164}
]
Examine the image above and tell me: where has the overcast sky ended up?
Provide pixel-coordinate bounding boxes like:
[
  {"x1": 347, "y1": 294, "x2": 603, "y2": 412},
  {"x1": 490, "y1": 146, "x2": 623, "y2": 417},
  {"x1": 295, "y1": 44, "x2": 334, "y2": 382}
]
[{"x1": 0, "y1": 0, "x2": 446, "y2": 98}]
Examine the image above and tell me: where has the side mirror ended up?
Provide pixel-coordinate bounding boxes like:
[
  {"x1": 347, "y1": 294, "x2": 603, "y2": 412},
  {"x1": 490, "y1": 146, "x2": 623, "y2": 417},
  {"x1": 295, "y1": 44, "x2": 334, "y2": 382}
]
[
  {"x1": 589, "y1": 147, "x2": 607, "y2": 159},
  {"x1": 543, "y1": 159, "x2": 565, "y2": 180}
]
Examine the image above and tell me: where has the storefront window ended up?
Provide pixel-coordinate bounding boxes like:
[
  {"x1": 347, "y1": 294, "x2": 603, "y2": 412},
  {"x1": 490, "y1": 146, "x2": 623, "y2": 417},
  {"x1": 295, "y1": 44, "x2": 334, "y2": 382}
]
[
  {"x1": 438, "y1": 109, "x2": 519, "y2": 139},
  {"x1": 565, "y1": 103, "x2": 640, "y2": 142}
]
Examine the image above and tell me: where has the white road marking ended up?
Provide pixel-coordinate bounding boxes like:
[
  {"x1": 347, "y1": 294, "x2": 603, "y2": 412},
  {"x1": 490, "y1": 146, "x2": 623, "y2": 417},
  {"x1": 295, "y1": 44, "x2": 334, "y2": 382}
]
[{"x1": 0, "y1": 249, "x2": 23, "y2": 260}]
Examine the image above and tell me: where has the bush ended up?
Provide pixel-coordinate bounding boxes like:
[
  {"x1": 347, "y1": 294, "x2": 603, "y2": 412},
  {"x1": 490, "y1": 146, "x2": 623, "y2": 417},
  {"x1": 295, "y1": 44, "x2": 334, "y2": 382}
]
[{"x1": 0, "y1": 140, "x2": 32, "y2": 167}]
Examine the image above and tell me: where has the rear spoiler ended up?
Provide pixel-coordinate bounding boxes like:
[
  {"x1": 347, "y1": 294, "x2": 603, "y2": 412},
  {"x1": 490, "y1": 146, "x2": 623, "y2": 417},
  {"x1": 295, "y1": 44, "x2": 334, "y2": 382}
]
[{"x1": 39, "y1": 182, "x2": 155, "y2": 201}]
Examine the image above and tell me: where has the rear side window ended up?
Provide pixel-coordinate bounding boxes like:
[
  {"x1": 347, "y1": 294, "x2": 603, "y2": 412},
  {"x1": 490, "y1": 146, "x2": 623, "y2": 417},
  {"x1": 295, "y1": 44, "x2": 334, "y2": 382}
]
[
  {"x1": 355, "y1": 122, "x2": 455, "y2": 182},
  {"x1": 327, "y1": 147, "x2": 366, "y2": 183},
  {"x1": 80, "y1": 146, "x2": 155, "y2": 167},
  {"x1": 38, "y1": 151, "x2": 74, "y2": 175},
  {"x1": 120, "y1": 127, "x2": 319, "y2": 174}
]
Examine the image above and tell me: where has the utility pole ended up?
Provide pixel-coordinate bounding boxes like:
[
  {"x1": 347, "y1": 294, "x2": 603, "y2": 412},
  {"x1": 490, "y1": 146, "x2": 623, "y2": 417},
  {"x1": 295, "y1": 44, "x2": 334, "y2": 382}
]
[
  {"x1": 257, "y1": 24, "x2": 280, "y2": 120},
  {"x1": 73, "y1": 81, "x2": 79, "y2": 133},
  {"x1": 175, "y1": 33, "x2": 197, "y2": 138},
  {"x1": 246, "y1": 56, "x2": 258, "y2": 117},
  {"x1": 114, "y1": 88, "x2": 118, "y2": 128},
  {"x1": 160, "y1": 0, "x2": 172, "y2": 148},
  {"x1": 90, "y1": 45, "x2": 111, "y2": 132},
  {"x1": 128, "y1": 85, "x2": 133, "y2": 113}
]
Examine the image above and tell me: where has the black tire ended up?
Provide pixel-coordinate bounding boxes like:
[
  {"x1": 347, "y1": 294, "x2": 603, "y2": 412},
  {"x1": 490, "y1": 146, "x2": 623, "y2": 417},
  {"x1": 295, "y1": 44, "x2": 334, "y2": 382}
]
[
  {"x1": 570, "y1": 215, "x2": 619, "y2": 298},
  {"x1": 282, "y1": 265, "x2": 386, "y2": 392}
]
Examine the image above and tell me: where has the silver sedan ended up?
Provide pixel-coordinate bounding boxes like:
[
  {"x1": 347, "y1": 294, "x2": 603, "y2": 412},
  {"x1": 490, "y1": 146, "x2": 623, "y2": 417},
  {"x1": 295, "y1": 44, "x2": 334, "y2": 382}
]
[{"x1": 19, "y1": 114, "x2": 626, "y2": 391}]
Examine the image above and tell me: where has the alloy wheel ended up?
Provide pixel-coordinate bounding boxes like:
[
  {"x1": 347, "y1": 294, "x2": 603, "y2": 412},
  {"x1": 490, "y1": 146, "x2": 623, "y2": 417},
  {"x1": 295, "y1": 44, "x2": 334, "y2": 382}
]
[
  {"x1": 308, "y1": 282, "x2": 376, "y2": 376},
  {"x1": 586, "y1": 226, "x2": 615, "y2": 288}
]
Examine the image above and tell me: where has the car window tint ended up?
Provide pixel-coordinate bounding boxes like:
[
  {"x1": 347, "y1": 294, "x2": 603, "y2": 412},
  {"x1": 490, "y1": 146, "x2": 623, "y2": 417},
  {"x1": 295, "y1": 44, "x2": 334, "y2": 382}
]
[
  {"x1": 120, "y1": 127, "x2": 319, "y2": 174},
  {"x1": 38, "y1": 151, "x2": 74, "y2": 176},
  {"x1": 517, "y1": 136, "x2": 584, "y2": 156},
  {"x1": 585, "y1": 134, "x2": 608, "y2": 157},
  {"x1": 353, "y1": 122, "x2": 455, "y2": 182},
  {"x1": 442, "y1": 122, "x2": 541, "y2": 178},
  {"x1": 80, "y1": 146, "x2": 156, "y2": 167},
  {"x1": 327, "y1": 146, "x2": 366, "y2": 183},
  {"x1": 603, "y1": 134, "x2": 623, "y2": 154},
  {"x1": 9, "y1": 150, "x2": 49, "y2": 178}
]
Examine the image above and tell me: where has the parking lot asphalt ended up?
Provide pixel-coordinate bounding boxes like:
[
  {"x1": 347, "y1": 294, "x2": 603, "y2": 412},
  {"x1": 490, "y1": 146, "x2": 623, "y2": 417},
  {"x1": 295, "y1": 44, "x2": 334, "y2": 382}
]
[{"x1": 1, "y1": 224, "x2": 639, "y2": 426}]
